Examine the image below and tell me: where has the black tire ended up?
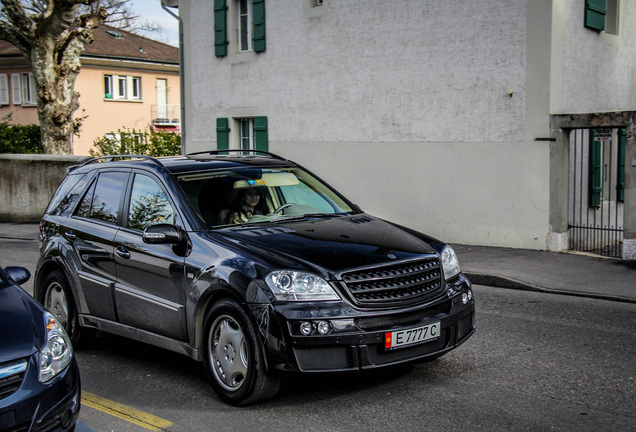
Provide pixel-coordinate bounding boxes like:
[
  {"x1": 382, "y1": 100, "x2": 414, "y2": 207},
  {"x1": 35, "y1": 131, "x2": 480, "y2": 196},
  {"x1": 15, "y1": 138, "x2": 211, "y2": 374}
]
[
  {"x1": 41, "y1": 270, "x2": 93, "y2": 347},
  {"x1": 203, "y1": 298, "x2": 281, "y2": 406}
]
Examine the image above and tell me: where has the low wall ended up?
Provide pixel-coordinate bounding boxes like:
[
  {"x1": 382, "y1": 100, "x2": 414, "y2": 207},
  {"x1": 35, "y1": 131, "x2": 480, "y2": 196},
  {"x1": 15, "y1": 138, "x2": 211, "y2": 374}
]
[{"x1": 0, "y1": 154, "x2": 90, "y2": 222}]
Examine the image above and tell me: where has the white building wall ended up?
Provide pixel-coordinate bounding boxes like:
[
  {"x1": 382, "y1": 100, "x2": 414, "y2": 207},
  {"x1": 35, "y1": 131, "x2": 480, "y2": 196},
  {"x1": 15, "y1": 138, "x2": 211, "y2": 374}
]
[
  {"x1": 180, "y1": 0, "x2": 558, "y2": 249},
  {"x1": 557, "y1": 0, "x2": 636, "y2": 114}
]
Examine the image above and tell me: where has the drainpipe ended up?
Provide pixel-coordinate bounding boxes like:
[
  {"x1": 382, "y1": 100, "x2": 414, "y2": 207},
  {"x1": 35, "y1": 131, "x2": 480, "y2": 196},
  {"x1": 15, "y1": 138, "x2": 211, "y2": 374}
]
[{"x1": 161, "y1": 1, "x2": 186, "y2": 155}]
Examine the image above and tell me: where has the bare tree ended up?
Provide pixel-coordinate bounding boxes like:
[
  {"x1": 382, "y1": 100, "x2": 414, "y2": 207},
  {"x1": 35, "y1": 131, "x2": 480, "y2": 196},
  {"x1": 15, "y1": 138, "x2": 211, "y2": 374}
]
[{"x1": 0, "y1": 0, "x2": 148, "y2": 154}]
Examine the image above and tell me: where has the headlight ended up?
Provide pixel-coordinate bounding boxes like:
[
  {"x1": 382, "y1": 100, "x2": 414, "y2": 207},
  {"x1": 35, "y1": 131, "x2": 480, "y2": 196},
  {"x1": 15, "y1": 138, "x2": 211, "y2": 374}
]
[
  {"x1": 39, "y1": 312, "x2": 73, "y2": 383},
  {"x1": 441, "y1": 245, "x2": 461, "y2": 280},
  {"x1": 265, "y1": 271, "x2": 340, "y2": 301}
]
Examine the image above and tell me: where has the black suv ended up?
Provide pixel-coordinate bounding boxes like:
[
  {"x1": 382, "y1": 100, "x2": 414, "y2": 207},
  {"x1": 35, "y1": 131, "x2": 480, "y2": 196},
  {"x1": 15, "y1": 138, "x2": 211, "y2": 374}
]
[{"x1": 35, "y1": 151, "x2": 475, "y2": 405}]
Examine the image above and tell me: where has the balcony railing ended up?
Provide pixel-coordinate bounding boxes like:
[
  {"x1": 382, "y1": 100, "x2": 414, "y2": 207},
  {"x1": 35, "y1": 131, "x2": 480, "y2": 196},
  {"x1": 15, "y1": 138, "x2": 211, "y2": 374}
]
[{"x1": 151, "y1": 104, "x2": 180, "y2": 126}]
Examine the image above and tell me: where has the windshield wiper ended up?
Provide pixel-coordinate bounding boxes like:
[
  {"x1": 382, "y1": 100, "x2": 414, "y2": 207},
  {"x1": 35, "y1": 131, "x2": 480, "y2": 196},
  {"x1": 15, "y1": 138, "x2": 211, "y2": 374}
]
[{"x1": 269, "y1": 213, "x2": 347, "y2": 223}]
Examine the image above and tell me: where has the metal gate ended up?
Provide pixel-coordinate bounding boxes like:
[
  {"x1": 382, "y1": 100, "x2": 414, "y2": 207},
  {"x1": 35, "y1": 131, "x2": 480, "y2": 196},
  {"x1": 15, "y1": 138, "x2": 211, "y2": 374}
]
[{"x1": 568, "y1": 128, "x2": 625, "y2": 258}]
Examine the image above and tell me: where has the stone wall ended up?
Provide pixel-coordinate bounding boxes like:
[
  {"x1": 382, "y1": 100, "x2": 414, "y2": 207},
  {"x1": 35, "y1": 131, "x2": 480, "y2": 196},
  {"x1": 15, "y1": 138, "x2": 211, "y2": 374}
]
[{"x1": 0, "y1": 154, "x2": 89, "y2": 222}]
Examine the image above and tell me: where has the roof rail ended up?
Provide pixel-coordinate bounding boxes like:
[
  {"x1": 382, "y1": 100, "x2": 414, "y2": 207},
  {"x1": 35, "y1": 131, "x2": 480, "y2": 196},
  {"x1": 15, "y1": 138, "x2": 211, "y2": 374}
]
[
  {"x1": 76, "y1": 154, "x2": 166, "y2": 169},
  {"x1": 186, "y1": 149, "x2": 288, "y2": 161}
]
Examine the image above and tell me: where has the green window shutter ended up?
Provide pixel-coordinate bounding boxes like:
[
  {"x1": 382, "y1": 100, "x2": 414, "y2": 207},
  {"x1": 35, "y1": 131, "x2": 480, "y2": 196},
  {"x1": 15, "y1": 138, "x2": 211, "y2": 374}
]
[
  {"x1": 216, "y1": 118, "x2": 230, "y2": 151},
  {"x1": 589, "y1": 130, "x2": 602, "y2": 208},
  {"x1": 585, "y1": 0, "x2": 606, "y2": 31},
  {"x1": 252, "y1": 0, "x2": 266, "y2": 53},
  {"x1": 253, "y1": 116, "x2": 268, "y2": 152},
  {"x1": 617, "y1": 128, "x2": 626, "y2": 203},
  {"x1": 214, "y1": 0, "x2": 228, "y2": 57}
]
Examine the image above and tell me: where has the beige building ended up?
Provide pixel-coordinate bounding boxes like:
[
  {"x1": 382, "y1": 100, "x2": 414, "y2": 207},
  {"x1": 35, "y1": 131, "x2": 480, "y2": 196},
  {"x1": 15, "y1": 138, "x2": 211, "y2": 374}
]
[{"x1": 0, "y1": 25, "x2": 180, "y2": 156}]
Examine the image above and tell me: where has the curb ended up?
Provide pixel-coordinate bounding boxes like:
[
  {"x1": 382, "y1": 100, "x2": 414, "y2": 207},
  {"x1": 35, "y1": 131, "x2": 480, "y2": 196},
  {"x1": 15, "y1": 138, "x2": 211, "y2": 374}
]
[{"x1": 465, "y1": 271, "x2": 636, "y2": 304}]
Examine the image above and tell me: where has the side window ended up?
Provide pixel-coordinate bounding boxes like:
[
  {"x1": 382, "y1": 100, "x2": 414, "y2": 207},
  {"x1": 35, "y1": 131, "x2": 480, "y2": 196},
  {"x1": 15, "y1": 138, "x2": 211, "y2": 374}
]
[
  {"x1": 128, "y1": 174, "x2": 175, "y2": 231},
  {"x1": 75, "y1": 172, "x2": 128, "y2": 224}
]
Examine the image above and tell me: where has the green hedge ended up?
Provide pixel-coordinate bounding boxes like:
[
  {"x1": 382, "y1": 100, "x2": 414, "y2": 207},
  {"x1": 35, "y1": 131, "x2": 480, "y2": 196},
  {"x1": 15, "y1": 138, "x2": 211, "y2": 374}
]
[
  {"x1": 0, "y1": 119, "x2": 43, "y2": 154},
  {"x1": 90, "y1": 127, "x2": 181, "y2": 157}
]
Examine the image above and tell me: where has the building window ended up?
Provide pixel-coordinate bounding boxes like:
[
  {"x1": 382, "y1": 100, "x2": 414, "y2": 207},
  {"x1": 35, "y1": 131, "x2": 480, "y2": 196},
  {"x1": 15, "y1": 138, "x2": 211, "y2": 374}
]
[
  {"x1": 216, "y1": 116, "x2": 268, "y2": 152},
  {"x1": 132, "y1": 77, "x2": 141, "y2": 99},
  {"x1": 104, "y1": 75, "x2": 113, "y2": 99},
  {"x1": 104, "y1": 74, "x2": 142, "y2": 101},
  {"x1": 585, "y1": 0, "x2": 620, "y2": 34},
  {"x1": 118, "y1": 76, "x2": 127, "y2": 99},
  {"x1": 215, "y1": 0, "x2": 265, "y2": 57},
  {"x1": 239, "y1": 118, "x2": 254, "y2": 149},
  {"x1": 11, "y1": 73, "x2": 21, "y2": 104},
  {"x1": 0, "y1": 74, "x2": 8, "y2": 105},
  {"x1": 238, "y1": 0, "x2": 252, "y2": 52},
  {"x1": 21, "y1": 73, "x2": 35, "y2": 105}
]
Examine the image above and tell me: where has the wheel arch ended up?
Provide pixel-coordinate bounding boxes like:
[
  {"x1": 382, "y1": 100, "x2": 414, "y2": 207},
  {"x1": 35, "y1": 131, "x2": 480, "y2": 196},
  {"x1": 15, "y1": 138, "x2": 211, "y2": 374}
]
[
  {"x1": 193, "y1": 283, "x2": 246, "y2": 352},
  {"x1": 34, "y1": 256, "x2": 80, "y2": 304}
]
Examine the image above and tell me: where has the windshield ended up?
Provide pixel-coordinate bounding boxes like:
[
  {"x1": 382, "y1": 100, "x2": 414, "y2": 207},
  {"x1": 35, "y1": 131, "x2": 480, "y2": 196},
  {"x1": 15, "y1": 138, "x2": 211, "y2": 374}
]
[{"x1": 177, "y1": 167, "x2": 355, "y2": 228}]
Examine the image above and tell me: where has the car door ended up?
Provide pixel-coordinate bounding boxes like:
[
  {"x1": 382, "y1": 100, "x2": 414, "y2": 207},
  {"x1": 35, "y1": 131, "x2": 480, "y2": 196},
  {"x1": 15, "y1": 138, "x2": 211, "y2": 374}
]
[
  {"x1": 112, "y1": 171, "x2": 188, "y2": 341},
  {"x1": 67, "y1": 170, "x2": 129, "y2": 321}
]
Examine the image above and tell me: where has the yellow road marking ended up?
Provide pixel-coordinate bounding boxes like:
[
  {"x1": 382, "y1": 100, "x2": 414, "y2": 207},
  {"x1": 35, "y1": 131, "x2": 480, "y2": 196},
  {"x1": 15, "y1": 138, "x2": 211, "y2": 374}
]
[{"x1": 82, "y1": 392, "x2": 173, "y2": 431}]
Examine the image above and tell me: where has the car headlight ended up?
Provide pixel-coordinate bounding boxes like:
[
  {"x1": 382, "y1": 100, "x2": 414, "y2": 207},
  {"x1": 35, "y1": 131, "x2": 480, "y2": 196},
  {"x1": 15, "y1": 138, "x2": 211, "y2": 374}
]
[
  {"x1": 265, "y1": 271, "x2": 340, "y2": 301},
  {"x1": 39, "y1": 312, "x2": 73, "y2": 383},
  {"x1": 441, "y1": 245, "x2": 461, "y2": 280}
]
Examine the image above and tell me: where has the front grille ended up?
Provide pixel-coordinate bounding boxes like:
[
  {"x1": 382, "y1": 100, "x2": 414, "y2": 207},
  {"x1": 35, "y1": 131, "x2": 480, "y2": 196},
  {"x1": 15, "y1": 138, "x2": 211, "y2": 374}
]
[
  {"x1": 340, "y1": 258, "x2": 444, "y2": 307},
  {"x1": 0, "y1": 359, "x2": 27, "y2": 400}
]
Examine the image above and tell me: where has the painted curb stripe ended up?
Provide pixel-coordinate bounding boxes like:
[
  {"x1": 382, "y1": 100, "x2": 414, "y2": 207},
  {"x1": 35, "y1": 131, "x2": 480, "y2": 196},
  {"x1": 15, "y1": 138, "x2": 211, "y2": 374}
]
[{"x1": 82, "y1": 392, "x2": 173, "y2": 431}]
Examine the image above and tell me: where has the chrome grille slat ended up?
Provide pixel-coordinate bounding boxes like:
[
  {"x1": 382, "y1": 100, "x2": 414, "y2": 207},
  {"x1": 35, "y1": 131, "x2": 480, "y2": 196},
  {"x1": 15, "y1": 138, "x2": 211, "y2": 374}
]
[
  {"x1": 0, "y1": 360, "x2": 27, "y2": 400},
  {"x1": 341, "y1": 258, "x2": 444, "y2": 307}
]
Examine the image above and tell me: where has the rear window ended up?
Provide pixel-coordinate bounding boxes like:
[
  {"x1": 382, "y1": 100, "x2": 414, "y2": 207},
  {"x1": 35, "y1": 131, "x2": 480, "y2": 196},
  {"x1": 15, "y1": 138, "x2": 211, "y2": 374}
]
[{"x1": 45, "y1": 173, "x2": 88, "y2": 216}]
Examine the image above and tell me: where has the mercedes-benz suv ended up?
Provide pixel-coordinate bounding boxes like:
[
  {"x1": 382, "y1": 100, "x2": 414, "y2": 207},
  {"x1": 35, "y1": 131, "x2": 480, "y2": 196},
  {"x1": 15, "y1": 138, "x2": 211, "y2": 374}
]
[{"x1": 35, "y1": 150, "x2": 475, "y2": 405}]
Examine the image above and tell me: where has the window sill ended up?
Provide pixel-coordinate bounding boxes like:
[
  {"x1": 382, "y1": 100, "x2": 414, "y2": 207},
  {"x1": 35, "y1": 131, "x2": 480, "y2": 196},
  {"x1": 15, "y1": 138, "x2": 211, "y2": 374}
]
[
  {"x1": 103, "y1": 98, "x2": 144, "y2": 103},
  {"x1": 228, "y1": 51, "x2": 258, "y2": 64}
]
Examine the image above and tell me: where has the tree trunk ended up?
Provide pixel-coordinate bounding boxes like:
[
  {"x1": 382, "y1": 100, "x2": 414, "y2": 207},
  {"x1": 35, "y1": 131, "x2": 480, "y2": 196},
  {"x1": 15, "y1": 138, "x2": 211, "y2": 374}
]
[
  {"x1": 32, "y1": 38, "x2": 82, "y2": 155},
  {"x1": 0, "y1": 1, "x2": 108, "y2": 155}
]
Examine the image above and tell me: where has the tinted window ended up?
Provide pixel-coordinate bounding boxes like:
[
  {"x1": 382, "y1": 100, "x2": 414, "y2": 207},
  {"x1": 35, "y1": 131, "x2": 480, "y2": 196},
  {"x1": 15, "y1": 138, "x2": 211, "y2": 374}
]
[
  {"x1": 76, "y1": 172, "x2": 128, "y2": 224},
  {"x1": 128, "y1": 174, "x2": 175, "y2": 230},
  {"x1": 45, "y1": 173, "x2": 87, "y2": 216}
]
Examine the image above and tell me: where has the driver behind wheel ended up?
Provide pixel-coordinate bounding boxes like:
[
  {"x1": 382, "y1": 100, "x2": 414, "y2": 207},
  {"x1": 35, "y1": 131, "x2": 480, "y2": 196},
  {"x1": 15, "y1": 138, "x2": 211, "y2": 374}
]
[{"x1": 227, "y1": 187, "x2": 269, "y2": 224}]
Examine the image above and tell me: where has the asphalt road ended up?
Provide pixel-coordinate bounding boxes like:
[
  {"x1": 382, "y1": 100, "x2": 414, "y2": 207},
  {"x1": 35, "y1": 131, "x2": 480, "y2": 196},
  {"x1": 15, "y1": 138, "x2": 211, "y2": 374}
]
[
  {"x1": 2, "y1": 237, "x2": 635, "y2": 431},
  {"x1": 75, "y1": 286, "x2": 636, "y2": 432}
]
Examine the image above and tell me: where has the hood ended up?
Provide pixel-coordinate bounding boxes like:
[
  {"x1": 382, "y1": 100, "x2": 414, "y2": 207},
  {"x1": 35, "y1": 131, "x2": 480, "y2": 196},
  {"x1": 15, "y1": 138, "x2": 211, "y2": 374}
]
[
  {"x1": 0, "y1": 285, "x2": 39, "y2": 362},
  {"x1": 218, "y1": 214, "x2": 437, "y2": 275}
]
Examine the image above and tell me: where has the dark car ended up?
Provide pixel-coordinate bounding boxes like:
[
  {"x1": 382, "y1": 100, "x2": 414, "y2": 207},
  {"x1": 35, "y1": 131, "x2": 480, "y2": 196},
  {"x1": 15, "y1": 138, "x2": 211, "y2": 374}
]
[
  {"x1": 35, "y1": 150, "x2": 475, "y2": 405},
  {"x1": 0, "y1": 265, "x2": 80, "y2": 431}
]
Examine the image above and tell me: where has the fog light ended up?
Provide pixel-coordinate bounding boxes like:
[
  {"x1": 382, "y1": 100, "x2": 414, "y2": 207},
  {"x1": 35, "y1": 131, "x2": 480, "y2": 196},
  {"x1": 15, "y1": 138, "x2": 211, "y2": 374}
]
[
  {"x1": 299, "y1": 321, "x2": 313, "y2": 336},
  {"x1": 317, "y1": 320, "x2": 331, "y2": 335},
  {"x1": 461, "y1": 293, "x2": 469, "y2": 304}
]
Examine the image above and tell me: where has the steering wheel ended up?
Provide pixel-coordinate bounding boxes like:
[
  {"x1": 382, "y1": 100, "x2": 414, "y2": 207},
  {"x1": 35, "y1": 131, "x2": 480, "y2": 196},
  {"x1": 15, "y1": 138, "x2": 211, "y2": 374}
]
[{"x1": 273, "y1": 203, "x2": 294, "y2": 215}]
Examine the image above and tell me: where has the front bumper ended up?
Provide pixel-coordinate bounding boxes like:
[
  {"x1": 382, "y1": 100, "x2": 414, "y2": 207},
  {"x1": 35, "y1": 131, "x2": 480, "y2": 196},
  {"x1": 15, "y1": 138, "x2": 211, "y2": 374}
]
[
  {"x1": 260, "y1": 275, "x2": 476, "y2": 373},
  {"x1": 0, "y1": 355, "x2": 80, "y2": 432}
]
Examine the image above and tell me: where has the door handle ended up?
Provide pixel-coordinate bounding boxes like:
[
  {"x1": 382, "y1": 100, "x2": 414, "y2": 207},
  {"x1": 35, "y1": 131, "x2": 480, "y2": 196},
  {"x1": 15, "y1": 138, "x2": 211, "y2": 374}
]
[
  {"x1": 64, "y1": 231, "x2": 76, "y2": 241},
  {"x1": 116, "y1": 246, "x2": 131, "y2": 259}
]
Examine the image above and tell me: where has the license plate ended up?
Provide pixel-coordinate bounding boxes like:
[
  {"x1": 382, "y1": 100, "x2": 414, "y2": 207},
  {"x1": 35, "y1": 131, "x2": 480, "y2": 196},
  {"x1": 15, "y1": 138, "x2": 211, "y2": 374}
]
[{"x1": 385, "y1": 321, "x2": 441, "y2": 350}]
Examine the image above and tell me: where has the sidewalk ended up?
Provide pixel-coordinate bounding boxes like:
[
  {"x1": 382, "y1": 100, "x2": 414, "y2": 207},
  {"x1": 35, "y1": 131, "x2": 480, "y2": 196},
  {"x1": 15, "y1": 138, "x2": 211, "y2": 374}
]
[
  {"x1": 453, "y1": 244, "x2": 636, "y2": 303},
  {"x1": 1, "y1": 222, "x2": 634, "y2": 303}
]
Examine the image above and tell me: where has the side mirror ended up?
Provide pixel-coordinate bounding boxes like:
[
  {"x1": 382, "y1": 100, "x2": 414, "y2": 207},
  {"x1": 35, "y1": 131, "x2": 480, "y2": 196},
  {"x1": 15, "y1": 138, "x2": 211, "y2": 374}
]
[
  {"x1": 5, "y1": 266, "x2": 31, "y2": 285},
  {"x1": 143, "y1": 224, "x2": 183, "y2": 245}
]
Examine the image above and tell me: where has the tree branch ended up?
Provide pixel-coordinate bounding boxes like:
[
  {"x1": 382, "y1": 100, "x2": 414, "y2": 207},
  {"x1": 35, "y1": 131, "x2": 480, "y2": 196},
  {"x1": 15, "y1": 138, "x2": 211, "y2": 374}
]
[
  {"x1": 1, "y1": 0, "x2": 35, "y2": 40},
  {"x1": 0, "y1": 20, "x2": 31, "y2": 55}
]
